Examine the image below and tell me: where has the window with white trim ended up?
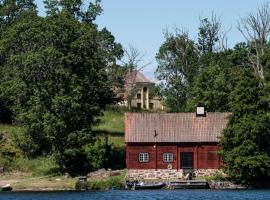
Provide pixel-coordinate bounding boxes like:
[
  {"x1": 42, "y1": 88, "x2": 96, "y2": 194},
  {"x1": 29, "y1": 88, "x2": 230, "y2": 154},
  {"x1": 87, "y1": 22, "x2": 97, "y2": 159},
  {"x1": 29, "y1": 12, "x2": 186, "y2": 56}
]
[
  {"x1": 163, "y1": 153, "x2": 173, "y2": 163},
  {"x1": 139, "y1": 153, "x2": 149, "y2": 162}
]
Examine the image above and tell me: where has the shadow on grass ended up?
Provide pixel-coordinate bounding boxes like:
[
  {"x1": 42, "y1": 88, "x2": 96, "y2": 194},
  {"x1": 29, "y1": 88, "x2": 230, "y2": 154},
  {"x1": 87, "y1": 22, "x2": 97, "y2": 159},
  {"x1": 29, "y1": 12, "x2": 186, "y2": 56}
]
[
  {"x1": 93, "y1": 130, "x2": 124, "y2": 137},
  {"x1": 93, "y1": 129, "x2": 125, "y2": 170}
]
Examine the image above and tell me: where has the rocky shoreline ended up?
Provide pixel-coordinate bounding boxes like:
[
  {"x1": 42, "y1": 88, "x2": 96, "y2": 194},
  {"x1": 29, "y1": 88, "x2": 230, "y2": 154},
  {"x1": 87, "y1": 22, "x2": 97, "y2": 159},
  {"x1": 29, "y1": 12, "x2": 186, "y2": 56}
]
[
  {"x1": 0, "y1": 169, "x2": 256, "y2": 191},
  {"x1": 208, "y1": 180, "x2": 247, "y2": 189},
  {"x1": 87, "y1": 169, "x2": 248, "y2": 190}
]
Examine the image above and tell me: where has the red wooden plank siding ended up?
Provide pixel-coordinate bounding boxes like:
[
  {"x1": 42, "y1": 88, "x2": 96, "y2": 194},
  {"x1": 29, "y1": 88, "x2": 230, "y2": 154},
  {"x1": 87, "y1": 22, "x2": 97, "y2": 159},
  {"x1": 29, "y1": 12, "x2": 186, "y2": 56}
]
[
  {"x1": 126, "y1": 145, "x2": 129, "y2": 169},
  {"x1": 198, "y1": 144, "x2": 220, "y2": 169},
  {"x1": 127, "y1": 142, "x2": 220, "y2": 169},
  {"x1": 128, "y1": 144, "x2": 156, "y2": 169},
  {"x1": 156, "y1": 145, "x2": 177, "y2": 169}
]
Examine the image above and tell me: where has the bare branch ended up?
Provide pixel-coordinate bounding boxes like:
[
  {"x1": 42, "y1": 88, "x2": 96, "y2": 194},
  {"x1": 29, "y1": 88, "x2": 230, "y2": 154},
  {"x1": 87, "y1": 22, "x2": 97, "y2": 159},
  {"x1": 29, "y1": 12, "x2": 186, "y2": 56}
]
[
  {"x1": 237, "y1": 2, "x2": 270, "y2": 79},
  {"x1": 219, "y1": 25, "x2": 232, "y2": 51},
  {"x1": 120, "y1": 44, "x2": 152, "y2": 110},
  {"x1": 121, "y1": 44, "x2": 151, "y2": 70}
]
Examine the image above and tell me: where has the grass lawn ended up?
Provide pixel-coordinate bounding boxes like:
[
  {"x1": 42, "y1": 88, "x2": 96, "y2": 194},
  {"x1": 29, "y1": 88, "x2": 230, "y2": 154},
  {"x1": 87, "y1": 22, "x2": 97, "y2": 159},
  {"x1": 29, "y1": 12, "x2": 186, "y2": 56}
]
[
  {"x1": 108, "y1": 136, "x2": 124, "y2": 148},
  {"x1": 0, "y1": 107, "x2": 126, "y2": 184},
  {"x1": 0, "y1": 172, "x2": 76, "y2": 191},
  {"x1": 0, "y1": 124, "x2": 24, "y2": 138},
  {"x1": 94, "y1": 107, "x2": 126, "y2": 148},
  {"x1": 94, "y1": 108, "x2": 125, "y2": 136},
  {"x1": 0, "y1": 107, "x2": 126, "y2": 150},
  {"x1": 13, "y1": 176, "x2": 76, "y2": 191}
]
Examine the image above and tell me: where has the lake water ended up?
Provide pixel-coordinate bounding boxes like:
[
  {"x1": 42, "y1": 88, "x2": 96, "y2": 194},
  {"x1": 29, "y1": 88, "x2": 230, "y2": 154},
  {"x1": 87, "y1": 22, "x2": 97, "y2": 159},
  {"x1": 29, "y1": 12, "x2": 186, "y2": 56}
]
[{"x1": 0, "y1": 190, "x2": 270, "y2": 200}]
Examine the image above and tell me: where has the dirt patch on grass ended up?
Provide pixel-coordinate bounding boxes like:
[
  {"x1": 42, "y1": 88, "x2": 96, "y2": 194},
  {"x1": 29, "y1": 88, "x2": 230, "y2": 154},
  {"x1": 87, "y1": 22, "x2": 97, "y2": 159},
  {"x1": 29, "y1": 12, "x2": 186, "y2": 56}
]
[{"x1": 0, "y1": 172, "x2": 76, "y2": 191}]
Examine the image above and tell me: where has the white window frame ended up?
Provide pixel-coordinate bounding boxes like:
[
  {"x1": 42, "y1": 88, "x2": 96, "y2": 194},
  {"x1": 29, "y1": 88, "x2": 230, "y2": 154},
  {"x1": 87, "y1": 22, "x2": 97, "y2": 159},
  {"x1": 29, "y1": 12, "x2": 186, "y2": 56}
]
[
  {"x1": 139, "y1": 153, "x2": 149, "y2": 162},
  {"x1": 163, "y1": 153, "x2": 173, "y2": 163}
]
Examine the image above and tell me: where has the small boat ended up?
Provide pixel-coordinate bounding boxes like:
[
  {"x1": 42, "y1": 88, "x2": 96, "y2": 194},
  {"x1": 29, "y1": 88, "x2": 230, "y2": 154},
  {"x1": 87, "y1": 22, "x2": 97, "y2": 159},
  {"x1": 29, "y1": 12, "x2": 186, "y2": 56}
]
[
  {"x1": 1, "y1": 184, "x2": 12, "y2": 192},
  {"x1": 170, "y1": 180, "x2": 209, "y2": 189},
  {"x1": 126, "y1": 181, "x2": 165, "y2": 190},
  {"x1": 134, "y1": 182, "x2": 165, "y2": 190}
]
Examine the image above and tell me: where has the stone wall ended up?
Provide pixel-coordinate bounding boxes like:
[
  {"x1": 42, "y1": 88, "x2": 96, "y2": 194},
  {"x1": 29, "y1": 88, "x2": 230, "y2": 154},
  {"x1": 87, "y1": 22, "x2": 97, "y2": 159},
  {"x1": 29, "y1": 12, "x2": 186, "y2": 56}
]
[
  {"x1": 87, "y1": 169, "x2": 122, "y2": 179},
  {"x1": 126, "y1": 169, "x2": 223, "y2": 180},
  {"x1": 126, "y1": 169, "x2": 183, "y2": 180}
]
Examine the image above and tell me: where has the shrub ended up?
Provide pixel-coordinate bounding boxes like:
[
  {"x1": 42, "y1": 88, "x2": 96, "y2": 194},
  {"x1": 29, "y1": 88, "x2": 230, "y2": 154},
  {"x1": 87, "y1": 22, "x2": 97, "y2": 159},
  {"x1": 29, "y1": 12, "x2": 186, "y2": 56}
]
[{"x1": 87, "y1": 173, "x2": 125, "y2": 190}]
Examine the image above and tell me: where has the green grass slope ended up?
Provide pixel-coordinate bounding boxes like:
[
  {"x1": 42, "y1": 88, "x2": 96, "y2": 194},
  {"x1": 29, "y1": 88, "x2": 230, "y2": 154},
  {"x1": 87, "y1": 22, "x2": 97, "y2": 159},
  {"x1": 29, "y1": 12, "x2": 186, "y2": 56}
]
[
  {"x1": 0, "y1": 107, "x2": 127, "y2": 174},
  {"x1": 94, "y1": 108, "x2": 125, "y2": 148},
  {"x1": 94, "y1": 108, "x2": 125, "y2": 135}
]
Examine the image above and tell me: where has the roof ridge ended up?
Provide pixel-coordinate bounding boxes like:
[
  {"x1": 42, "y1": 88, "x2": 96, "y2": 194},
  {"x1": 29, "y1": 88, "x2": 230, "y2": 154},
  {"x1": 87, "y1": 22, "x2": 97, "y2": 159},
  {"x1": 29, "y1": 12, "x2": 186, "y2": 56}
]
[{"x1": 125, "y1": 69, "x2": 154, "y2": 84}]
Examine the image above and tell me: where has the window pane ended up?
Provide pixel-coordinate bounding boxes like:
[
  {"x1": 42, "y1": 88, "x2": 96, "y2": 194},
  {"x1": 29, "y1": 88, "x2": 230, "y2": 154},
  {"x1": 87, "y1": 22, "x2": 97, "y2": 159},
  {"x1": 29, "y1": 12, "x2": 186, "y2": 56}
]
[
  {"x1": 163, "y1": 153, "x2": 173, "y2": 162},
  {"x1": 139, "y1": 153, "x2": 149, "y2": 162}
]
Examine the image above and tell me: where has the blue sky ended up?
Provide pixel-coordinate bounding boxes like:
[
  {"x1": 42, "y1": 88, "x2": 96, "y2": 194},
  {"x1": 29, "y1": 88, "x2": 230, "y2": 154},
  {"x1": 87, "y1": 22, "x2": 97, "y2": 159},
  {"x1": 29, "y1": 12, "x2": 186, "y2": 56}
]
[{"x1": 35, "y1": 0, "x2": 270, "y2": 80}]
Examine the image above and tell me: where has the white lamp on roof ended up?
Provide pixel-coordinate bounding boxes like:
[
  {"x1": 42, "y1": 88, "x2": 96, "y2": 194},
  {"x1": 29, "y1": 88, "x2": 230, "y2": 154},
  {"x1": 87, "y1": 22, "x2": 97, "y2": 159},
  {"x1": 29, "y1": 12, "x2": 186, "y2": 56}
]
[{"x1": 196, "y1": 103, "x2": 206, "y2": 117}]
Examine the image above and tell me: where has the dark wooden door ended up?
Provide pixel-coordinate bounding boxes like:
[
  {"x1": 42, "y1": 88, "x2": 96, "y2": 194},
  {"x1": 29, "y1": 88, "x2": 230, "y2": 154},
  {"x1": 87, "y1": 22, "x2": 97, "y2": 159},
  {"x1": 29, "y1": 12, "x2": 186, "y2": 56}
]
[{"x1": 180, "y1": 152, "x2": 194, "y2": 169}]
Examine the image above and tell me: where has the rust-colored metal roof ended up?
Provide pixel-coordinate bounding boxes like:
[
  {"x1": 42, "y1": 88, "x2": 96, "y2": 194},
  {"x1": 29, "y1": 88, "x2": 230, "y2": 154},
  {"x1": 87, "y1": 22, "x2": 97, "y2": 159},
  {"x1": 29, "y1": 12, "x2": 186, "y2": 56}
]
[{"x1": 125, "y1": 112, "x2": 230, "y2": 143}]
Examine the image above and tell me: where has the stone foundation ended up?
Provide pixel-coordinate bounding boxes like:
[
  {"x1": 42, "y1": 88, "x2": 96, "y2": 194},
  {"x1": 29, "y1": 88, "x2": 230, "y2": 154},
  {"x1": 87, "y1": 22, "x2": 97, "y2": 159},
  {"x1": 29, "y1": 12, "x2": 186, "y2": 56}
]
[
  {"x1": 126, "y1": 169, "x2": 183, "y2": 180},
  {"x1": 126, "y1": 169, "x2": 223, "y2": 180}
]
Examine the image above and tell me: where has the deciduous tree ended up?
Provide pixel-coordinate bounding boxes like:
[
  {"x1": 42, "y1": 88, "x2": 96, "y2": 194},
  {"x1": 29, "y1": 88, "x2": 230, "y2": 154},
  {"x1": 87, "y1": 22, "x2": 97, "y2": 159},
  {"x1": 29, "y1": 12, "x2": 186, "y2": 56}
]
[
  {"x1": 0, "y1": 1, "x2": 123, "y2": 174},
  {"x1": 237, "y1": 3, "x2": 270, "y2": 79},
  {"x1": 155, "y1": 29, "x2": 199, "y2": 111}
]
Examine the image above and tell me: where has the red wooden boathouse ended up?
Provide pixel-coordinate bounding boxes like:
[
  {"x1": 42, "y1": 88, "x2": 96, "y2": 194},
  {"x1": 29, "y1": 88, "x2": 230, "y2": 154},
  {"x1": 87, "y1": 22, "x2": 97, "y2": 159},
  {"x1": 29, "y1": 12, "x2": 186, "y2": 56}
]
[{"x1": 125, "y1": 109, "x2": 230, "y2": 170}]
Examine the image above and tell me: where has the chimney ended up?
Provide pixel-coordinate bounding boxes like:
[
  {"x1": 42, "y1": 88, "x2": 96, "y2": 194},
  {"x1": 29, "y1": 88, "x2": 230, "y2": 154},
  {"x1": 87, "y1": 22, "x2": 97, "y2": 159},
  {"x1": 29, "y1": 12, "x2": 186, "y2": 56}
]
[{"x1": 196, "y1": 103, "x2": 206, "y2": 117}]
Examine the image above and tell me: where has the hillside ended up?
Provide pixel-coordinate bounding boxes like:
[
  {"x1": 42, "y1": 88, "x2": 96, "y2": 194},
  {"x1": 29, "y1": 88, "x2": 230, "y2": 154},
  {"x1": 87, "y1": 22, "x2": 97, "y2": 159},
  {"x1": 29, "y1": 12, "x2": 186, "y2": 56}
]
[
  {"x1": 94, "y1": 108, "x2": 125, "y2": 148},
  {"x1": 0, "y1": 108, "x2": 126, "y2": 190},
  {"x1": 0, "y1": 108, "x2": 126, "y2": 173}
]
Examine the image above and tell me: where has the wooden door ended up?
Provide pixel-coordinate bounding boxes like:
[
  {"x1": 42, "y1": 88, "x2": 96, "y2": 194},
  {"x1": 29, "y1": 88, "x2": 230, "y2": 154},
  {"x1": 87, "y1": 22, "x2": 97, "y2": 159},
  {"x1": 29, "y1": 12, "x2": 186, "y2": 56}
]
[{"x1": 180, "y1": 152, "x2": 194, "y2": 169}]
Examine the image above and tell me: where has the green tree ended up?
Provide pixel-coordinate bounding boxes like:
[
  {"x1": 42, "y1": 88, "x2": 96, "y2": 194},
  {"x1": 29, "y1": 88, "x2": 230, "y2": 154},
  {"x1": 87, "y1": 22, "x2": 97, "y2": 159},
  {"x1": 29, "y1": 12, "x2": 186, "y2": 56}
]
[
  {"x1": 83, "y1": 0, "x2": 103, "y2": 23},
  {"x1": 155, "y1": 30, "x2": 199, "y2": 111},
  {"x1": 228, "y1": 42, "x2": 249, "y2": 69},
  {"x1": 187, "y1": 64, "x2": 229, "y2": 112},
  {"x1": 0, "y1": 1, "x2": 123, "y2": 174},
  {"x1": 43, "y1": 0, "x2": 59, "y2": 15},
  {"x1": 186, "y1": 46, "x2": 250, "y2": 112},
  {"x1": 220, "y1": 70, "x2": 270, "y2": 184},
  {"x1": 0, "y1": 0, "x2": 36, "y2": 26},
  {"x1": 85, "y1": 138, "x2": 110, "y2": 171},
  {"x1": 198, "y1": 14, "x2": 221, "y2": 55},
  {"x1": 0, "y1": 0, "x2": 38, "y2": 124},
  {"x1": 44, "y1": 0, "x2": 103, "y2": 23}
]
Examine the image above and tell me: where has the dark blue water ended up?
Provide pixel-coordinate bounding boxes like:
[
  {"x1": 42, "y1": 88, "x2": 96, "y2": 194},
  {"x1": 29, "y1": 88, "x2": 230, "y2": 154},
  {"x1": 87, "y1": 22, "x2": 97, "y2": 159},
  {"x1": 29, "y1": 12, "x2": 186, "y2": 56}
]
[{"x1": 0, "y1": 190, "x2": 270, "y2": 200}]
